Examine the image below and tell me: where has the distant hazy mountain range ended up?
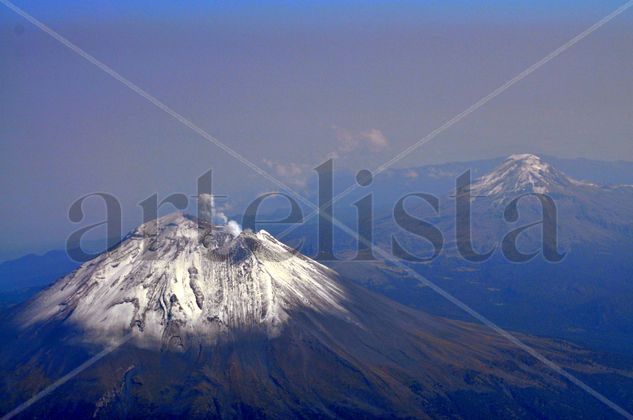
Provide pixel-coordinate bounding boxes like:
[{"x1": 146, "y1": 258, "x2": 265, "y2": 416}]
[
  {"x1": 0, "y1": 250, "x2": 78, "y2": 309},
  {"x1": 372, "y1": 153, "x2": 633, "y2": 253},
  {"x1": 325, "y1": 154, "x2": 633, "y2": 354},
  {"x1": 2, "y1": 213, "x2": 632, "y2": 418},
  {"x1": 295, "y1": 154, "x2": 633, "y2": 218}
]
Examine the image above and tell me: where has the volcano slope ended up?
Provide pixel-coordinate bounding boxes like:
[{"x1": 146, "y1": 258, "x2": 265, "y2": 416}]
[{"x1": 0, "y1": 213, "x2": 631, "y2": 418}]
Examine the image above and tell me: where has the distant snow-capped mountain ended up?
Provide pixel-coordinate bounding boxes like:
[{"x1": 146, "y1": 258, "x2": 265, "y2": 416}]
[
  {"x1": 468, "y1": 154, "x2": 594, "y2": 196},
  {"x1": 460, "y1": 154, "x2": 633, "y2": 246},
  {"x1": 364, "y1": 154, "x2": 633, "y2": 257}
]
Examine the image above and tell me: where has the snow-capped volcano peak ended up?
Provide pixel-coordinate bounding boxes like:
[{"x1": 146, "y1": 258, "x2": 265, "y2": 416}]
[
  {"x1": 468, "y1": 154, "x2": 587, "y2": 196},
  {"x1": 507, "y1": 153, "x2": 542, "y2": 162},
  {"x1": 20, "y1": 213, "x2": 349, "y2": 349}
]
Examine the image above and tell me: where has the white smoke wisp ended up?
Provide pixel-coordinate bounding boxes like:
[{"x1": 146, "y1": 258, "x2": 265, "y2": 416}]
[
  {"x1": 216, "y1": 211, "x2": 229, "y2": 225},
  {"x1": 198, "y1": 193, "x2": 214, "y2": 224},
  {"x1": 198, "y1": 193, "x2": 242, "y2": 237},
  {"x1": 226, "y1": 220, "x2": 242, "y2": 237}
]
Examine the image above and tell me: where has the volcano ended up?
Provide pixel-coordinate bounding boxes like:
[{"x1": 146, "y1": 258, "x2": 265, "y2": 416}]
[
  {"x1": 467, "y1": 154, "x2": 591, "y2": 197},
  {"x1": 0, "y1": 213, "x2": 630, "y2": 418},
  {"x1": 16, "y1": 213, "x2": 350, "y2": 350},
  {"x1": 369, "y1": 154, "x2": 633, "y2": 254},
  {"x1": 463, "y1": 154, "x2": 633, "y2": 248}
]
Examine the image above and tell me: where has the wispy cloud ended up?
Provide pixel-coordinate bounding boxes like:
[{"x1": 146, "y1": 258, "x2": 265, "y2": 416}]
[
  {"x1": 262, "y1": 159, "x2": 310, "y2": 188},
  {"x1": 361, "y1": 128, "x2": 390, "y2": 151},
  {"x1": 333, "y1": 126, "x2": 390, "y2": 154},
  {"x1": 262, "y1": 127, "x2": 390, "y2": 189},
  {"x1": 404, "y1": 169, "x2": 418, "y2": 179},
  {"x1": 426, "y1": 167, "x2": 457, "y2": 179}
]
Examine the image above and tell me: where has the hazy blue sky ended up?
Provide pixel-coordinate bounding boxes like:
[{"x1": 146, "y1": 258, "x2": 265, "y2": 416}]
[{"x1": 1, "y1": 1, "x2": 632, "y2": 259}]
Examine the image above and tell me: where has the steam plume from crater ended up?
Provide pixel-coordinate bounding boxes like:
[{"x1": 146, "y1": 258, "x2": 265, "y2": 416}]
[{"x1": 198, "y1": 193, "x2": 242, "y2": 237}]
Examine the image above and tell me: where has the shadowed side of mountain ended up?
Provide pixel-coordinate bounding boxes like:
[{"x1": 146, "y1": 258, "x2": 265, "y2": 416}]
[{"x1": 2, "y1": 271, "x2": 633, "y2": 418}]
